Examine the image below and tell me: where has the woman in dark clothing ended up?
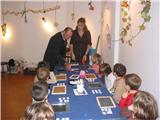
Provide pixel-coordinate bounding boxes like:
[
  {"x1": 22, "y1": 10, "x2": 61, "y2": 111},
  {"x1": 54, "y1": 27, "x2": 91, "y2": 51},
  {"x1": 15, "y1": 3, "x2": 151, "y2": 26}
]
[{"x1": 70, "y1": 17, "x2": 92, "y2": 64}]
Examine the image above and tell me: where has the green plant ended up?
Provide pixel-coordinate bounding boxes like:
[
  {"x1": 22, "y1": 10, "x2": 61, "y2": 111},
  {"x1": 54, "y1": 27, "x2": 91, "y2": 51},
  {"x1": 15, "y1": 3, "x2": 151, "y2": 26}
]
[{"x1": 120, "y1": 0, "x2": 151, "y2": 46}]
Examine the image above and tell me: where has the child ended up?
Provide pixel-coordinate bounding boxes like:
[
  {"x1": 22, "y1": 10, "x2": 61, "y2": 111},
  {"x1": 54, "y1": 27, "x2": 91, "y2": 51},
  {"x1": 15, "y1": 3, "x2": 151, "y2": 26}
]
[
  {"x1": 91, "y1": 53, "x2": 102, "y2": 74},
  {"x1": 32, "y1": 81, "x2": 49, "y2": 103},
  {"x1": 37, "y1": 61, "x2": 50, "y2": 70},
  {"x1": 34, "y1": 67, "x2": 50, "y2": 83},
  {"x1": 21, "y1": 101, "x2": 55, "y2": 120},
  {"x1": 110, "y1": 63, "x2": 127, "y2": 103},
  {"x1": 128, "y1": 91, "x2": 158, "y2": 120},
  {"x1": 99, "y1": 63, "x2": 116, "y2": 90},
  {"x1": 119, "y1": 73, "x2": 142, "y2": 109},
  {"x1": 34, "y1": 61, "x2": 56, "y2": 83}
]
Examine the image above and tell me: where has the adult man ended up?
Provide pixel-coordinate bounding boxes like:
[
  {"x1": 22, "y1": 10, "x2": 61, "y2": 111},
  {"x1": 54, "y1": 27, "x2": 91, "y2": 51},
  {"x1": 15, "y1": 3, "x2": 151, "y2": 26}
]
[{"x1": 43, "y1": 27, "x2": 73, "y2": 71}]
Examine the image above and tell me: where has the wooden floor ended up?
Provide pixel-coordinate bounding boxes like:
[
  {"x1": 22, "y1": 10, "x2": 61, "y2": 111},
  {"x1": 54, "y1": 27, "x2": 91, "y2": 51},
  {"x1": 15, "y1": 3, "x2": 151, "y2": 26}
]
[{"x1": 1, "y1": 73, "x2": 34, "y2": 120}]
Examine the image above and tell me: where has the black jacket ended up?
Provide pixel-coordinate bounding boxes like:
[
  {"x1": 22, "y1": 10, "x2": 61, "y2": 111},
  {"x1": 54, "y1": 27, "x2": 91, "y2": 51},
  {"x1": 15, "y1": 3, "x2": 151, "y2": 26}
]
[{"x1": 43, "y1": 32, "x2": 66, "y2": 71}]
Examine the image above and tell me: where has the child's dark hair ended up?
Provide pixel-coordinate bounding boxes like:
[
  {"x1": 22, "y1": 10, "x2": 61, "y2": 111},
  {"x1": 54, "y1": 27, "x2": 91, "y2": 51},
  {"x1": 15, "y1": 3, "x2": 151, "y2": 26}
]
[
  {"x1": 100, "y1": 63, "x2": 112, "y2": 76},
  {"x1": 113, "y1": 63, "x2": 126, "y2": 77},
  {"x1": 124, "y1": 73, "x2": 142, "y2": 90},
  {"x1": 32, "y1": 81, "x2": 48, "y2": 102},
  {"x1": 37, "y1": 61, "x2": 50, "y2": 70},
  {"x1": 133, "y1": 91, "x2": 158, "y2": 120}
]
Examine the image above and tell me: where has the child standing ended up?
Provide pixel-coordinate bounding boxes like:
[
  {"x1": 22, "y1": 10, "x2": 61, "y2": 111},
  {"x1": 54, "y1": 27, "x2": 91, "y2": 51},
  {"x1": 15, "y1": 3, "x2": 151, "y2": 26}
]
[
  {"x1": 128, "y1": 91, "x2": 158, "y2": 120},
  {"x1": 119, "y1": 73, "x2": 142, "y2": 109},
  {"x1": 91, "y1": 53, "x2": 102, "y2": 74},
  {"x1": 99, "y1": 63, "x2": 116, "y2": 90},
  {"x1": 110, "y1": 63, "x2": 127, "y2": 103}
]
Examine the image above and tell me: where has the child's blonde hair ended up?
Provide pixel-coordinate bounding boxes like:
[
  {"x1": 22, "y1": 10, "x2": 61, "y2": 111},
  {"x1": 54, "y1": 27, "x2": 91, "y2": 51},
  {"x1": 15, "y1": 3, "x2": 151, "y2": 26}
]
[
  {"x1": 37, "y1": 67, "x2": 50, "y2": 81},
  {"x1": 21, "y1": 102, "x2": 55, "y2": 120},
  {"x1": 91, "y1": 53, "x2": 102, "y2": 64},
  {"x1": 133, "y1": 91, "x2": 158, "y2": 120}
]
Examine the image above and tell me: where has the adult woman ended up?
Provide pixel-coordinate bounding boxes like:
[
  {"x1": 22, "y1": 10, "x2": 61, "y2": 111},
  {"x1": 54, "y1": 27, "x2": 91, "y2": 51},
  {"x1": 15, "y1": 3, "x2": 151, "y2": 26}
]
[{"x1": 70, "y1": 17, "x2": 92, "y2": 64}]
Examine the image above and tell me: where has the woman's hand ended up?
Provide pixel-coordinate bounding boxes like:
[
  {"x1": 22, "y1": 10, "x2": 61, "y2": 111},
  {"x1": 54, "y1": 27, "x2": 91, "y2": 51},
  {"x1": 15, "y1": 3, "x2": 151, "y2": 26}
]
[{"x1": 82, "y1": 55, "x2": 87, "y2": 64}]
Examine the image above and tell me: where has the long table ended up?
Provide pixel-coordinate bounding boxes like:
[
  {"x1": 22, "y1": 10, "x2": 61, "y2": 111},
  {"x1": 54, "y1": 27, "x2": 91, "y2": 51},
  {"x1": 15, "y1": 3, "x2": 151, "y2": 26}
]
[{"x1": 48, "y1": 65, "x2": 126, "y2": 120}]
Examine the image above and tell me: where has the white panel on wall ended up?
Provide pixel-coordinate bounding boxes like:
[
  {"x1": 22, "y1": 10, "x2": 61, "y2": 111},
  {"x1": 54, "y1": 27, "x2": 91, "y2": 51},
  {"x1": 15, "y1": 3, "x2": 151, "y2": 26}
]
[
  {"x1": 100, "y1": 1, "x2": 115, "y2": 66},
  {"x1": 119, "y1": 1, "x2": 160, "y2": 116}
]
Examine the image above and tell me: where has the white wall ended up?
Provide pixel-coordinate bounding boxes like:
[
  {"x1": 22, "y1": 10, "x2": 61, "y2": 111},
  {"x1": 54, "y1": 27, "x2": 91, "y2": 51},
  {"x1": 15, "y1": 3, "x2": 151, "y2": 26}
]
[
  {"x1": 100, "y1": 1, "x2": 115, "y2": 66},
  {"x1": 119, "y1": 1, "x2": 160, "y2": 117},
  {"x1": 1, "y1": 1, "x2": 102, "y2": 67}
]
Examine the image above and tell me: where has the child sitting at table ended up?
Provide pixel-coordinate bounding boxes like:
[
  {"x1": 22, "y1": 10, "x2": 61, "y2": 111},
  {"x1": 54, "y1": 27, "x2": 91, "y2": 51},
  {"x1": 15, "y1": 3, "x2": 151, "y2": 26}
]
[
  {"x1": 119, "y1": 73, "x2": 142, "y2": 109},
  {"x1": 32, "y1": 81, "x2": 49, "y2": 103},
  {"x1": 110, "y1": 63, "x2": 127, "y2": 103},
  {"x1": 34, "y1": 67, "x2": 50, "y2": 83},
  {"x1": 91, "y1": 53, "x2": 102, "y2": 74},
  {"x1": 34, "y1": 61, "x2": 56, "y2": 83},
  {"x1": 99, "y1": 63, "x2": 116, "y2": 90},
  {"x1": 127, "y1": 91, "x2": 158, "y2": 120},
  {"x1": 21, "y1": 101, "x2": 55, "y2": 120}
]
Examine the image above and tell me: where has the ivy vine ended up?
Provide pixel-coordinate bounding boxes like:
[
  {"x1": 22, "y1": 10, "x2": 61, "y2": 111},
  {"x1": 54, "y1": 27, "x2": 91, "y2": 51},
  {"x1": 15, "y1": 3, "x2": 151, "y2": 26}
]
[{"x1": 120, "y1": 0, "x2": 151, "y2": 46}]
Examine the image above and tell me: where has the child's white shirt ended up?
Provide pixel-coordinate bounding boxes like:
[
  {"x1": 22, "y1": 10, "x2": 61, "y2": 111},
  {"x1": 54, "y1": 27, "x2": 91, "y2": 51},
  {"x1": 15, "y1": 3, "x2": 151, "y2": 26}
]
[{"x1": 105, "y1": 72, "x2": 116, "y2": 91}]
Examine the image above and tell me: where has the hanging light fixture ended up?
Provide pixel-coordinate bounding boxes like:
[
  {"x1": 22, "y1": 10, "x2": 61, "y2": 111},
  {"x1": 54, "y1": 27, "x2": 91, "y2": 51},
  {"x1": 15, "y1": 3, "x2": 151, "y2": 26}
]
[
  {"x1": 42, "y1": 0, "x2": 46, "y2": 23},
  {"x1": 41, "y1": 0, "x2": 53, "y2": 33},
  {"x1": 54, "y1": 0, "x2": 59, "y2": 27},
  {"x1": 1, "y1": 23, "x2": 7, "y2": 36},
  {"x1": 71, "y1": 0, "x2": 75, "y2": 21},
  {"x1": 1, "y1": 4, "x2": 11, "y2": 40},
  {"x1": 42, "y1": 17, "x2": 46, "y2": 23},
  {"x1": 88, "y1": 0, "x2": 94, "y2": 11}
]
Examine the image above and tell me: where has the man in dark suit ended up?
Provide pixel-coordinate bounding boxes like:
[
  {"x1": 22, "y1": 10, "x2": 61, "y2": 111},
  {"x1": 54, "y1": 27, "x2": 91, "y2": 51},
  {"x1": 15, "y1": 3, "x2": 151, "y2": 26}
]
[{"x1": 43, "y1": 27, "x2": 73, "y2": 71}]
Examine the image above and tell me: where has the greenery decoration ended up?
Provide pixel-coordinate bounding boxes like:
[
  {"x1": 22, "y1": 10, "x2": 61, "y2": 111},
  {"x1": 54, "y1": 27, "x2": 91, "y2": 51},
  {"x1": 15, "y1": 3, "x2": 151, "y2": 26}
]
[
  {"x1": 120, "y1": 0, "x2": 151, "y2": 46},
  {"x1": 2, "y1": 5, "x2": 60, "y2": 16}
]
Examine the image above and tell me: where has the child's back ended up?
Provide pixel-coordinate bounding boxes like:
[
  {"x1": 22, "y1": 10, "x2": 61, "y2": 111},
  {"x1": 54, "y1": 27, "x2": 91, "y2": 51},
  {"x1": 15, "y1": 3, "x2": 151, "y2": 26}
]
[
  {"x1": 110, "y1": 63, "x2": 127, "y2": 103},
  {"x1": 105, "y1": 72, "x2": 116, "y2": 90},
  {"x1": 99, "y1": 63, "x2": 116, "y2": 90}
]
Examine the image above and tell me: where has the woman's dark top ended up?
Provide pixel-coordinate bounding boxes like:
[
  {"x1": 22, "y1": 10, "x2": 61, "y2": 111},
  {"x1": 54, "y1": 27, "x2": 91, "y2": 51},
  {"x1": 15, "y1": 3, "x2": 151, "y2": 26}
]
[{"x1": 70, "y1": 29, "x2": 92, "y2": 64}]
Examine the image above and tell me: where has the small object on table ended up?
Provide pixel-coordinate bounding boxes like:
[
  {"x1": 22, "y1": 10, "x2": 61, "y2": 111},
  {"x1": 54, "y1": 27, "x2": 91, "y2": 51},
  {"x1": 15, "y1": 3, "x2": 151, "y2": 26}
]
[
  {"x1": 79, "y1": 70, "x2": 85, "y2": 79},
  {"x1": 85, "y1": 73, "x2": 97, "y2": 80},
  {"x1": 56, "y1": 74, "x2": 67, "y2": 81},
  {"x1": 69, "y1": 74, "x2": 79, "y2": 79},
  {"x1": 96, "y1": 96, "x2": 116, "y2": 109},
  {"x1": 52, "y1": 86, "x2": 67, "y2": 95}
]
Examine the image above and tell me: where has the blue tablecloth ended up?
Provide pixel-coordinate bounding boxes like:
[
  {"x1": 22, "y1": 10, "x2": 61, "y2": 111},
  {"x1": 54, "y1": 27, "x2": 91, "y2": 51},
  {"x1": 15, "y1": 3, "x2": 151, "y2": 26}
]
[{"x1": 48, "y1": 65, "x2": 126, "y2": 120}]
